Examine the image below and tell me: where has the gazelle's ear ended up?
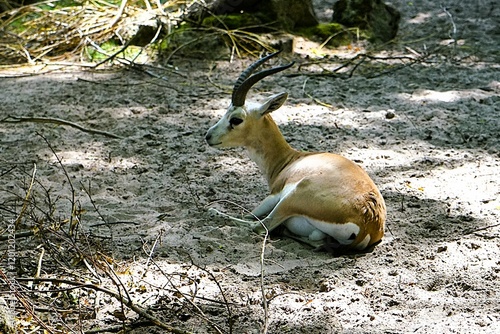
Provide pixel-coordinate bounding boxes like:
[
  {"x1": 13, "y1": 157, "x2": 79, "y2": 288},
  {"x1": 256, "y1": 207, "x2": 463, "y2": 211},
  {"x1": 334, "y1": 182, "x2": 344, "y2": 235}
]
[{"x1": 259, "y1": 92, "x2": 288, "y2": 117}]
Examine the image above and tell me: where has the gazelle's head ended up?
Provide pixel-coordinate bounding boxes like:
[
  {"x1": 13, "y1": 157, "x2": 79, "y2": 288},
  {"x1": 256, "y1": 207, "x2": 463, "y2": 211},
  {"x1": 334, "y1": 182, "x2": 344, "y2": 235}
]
[{"x1": 205, "y1": 51, "x2": 294, "y2": 148}]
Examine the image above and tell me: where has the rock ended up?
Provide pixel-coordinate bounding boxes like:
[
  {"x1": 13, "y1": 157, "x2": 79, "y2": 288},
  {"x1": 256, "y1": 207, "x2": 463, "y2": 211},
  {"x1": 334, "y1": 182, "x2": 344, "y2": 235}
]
[
  {"x1": 332, "y1": 0, "x2": 400, "y2": 42},
  {"x1": 187, "y1": 0, "x2": 318, "y2": 31},
  {"x1": 121, "y1": 11, "x2": 164, "y2": 46},
  {"x1": 270, "y1": 0, "x2": 319, "y2": 30}
]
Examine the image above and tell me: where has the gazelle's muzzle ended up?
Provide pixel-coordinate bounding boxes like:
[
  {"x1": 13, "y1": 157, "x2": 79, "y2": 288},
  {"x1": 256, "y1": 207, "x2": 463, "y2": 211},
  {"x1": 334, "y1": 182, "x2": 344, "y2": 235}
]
[{"x1": 205, "y1": 125, "x2": 222, "y2": 147}]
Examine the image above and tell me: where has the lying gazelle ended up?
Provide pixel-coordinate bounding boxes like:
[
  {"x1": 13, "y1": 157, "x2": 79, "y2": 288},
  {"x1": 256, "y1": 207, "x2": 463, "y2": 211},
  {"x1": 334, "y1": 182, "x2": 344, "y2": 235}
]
[{"x1": 205, "y1": 51, "x2": 386, "y2": 253}]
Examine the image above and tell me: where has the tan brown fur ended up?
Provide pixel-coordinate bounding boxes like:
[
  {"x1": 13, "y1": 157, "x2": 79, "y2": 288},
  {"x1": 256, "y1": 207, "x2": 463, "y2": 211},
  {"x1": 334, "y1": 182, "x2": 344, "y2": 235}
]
[
  {"x1": 205, "y1": 60, "x2": 386, "y2": 252},
  {"x1": 207, "y1": 103, "x2": 386, "y2": 251}
]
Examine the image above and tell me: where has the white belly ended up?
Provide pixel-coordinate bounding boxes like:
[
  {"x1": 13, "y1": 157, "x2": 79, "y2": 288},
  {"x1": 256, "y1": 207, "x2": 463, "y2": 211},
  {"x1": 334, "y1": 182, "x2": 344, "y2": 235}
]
[{"x1": 284, "y1": 216, "x2": 360, "y2": 245}]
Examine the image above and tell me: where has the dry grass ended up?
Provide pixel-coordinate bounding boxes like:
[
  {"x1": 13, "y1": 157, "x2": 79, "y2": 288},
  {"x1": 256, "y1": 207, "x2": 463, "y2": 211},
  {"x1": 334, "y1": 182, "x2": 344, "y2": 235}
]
[{"x1": 0, "y1": 0, "x2": 274, "y2": 65}]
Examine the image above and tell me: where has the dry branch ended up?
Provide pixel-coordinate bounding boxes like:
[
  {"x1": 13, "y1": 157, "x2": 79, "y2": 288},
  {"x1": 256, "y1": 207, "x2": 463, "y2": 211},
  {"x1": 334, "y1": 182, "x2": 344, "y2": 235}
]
[
  {"x1": 145, "y1": 249, "x2": 226, "y2": 334},
  {"x1": 0, "y1": 116, "x2": 123, "y2": 139},
  {"x1": 0, "y1": 270, "x2": 56, "y2": 334},
  {"x1": 83, "y1": 321, "x2": 155, "y2": 333},
  {"x1": 15, "y1": 277, "x2": 192, "y2": 334},
  {"x1": 0, "y1": 122, "x2": 222, "y2": 333},
  {"x1": 293, "y1": 52, "x2": 429, "y2": 79},
  {"x1": 0, "y1": 230, "x2": 35, "y2": 241},
  {"x1": 207, "y1": 200, "x2": 271, "y2": 333},
  {"x1": 14, "y1": 163, "x2": 36, "y2": 228},
  {"x1": 0, "y1": 1, "x2": 142, "y2": 63}
]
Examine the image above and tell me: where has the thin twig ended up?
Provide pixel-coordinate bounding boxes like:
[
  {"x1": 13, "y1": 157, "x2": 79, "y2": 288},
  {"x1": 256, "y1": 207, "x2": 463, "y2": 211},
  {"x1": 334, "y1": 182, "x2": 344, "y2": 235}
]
[
  {"x1": 1, "y1": 116, "x2": 123, "y2": 139},
  {"x1": 206, "y1": 200, "x2": 270, "y2": 333},
  {"x1": 109, "y1": 0, "x2": 128, "y2": 28},
  {"x1": 0, "y1": 230, "x2": 35, "y2": 241},
  {"x1": 16, "y1": 277, "x2": 192, "y2": 334},
  {"x1": 0, "y1": 166, "x2": 16, "y2": 178},
  {"x1": 292, "y1": 53, "x2": 426, "y2": 79},
  {"x1": 80, "y1": 180, "x2": 110, "y2": 226},
  {"x1": 14, "y1": 163, "x2": 36, "y2": 228},
  {"x1": 144, "y1": 229, "x2": 163, "y2": 270},
  {"x1": 441, "y1": 5, "x2": 457, "y2": 41},
  {"x1": 145, "y1": 252, "x2": 225, "y2": 334},
  {"x1": 301, "y1": 77, "x2": 333, "y2": 108},
  {"x1": 38, "y1": 132, "x2": 79, "y2": 237},
  {"x1": 90, "y1": 221, "x2": 140, "y2": 227},
  {"x1": 182, "y1": 171, "x2": 202, "y2": 210},
  {"x1": 94, "y1": 39, "x2": 133, "y2": 67},
  {"x1": 207, "y1": 207, "x2": 254, "y2": 225},
  {"x1": 259, "y1": 218, "x2": 270, "y2": 334},
  {"x1": 182, "y1": 252, "x2": 235, "y2": 334},
  {"x1": 464, "y1": 222, "x2": 500, "y2": 236},
  {"x1": 84, "y1": 321, "x2": 155, "y2": 333},
  {"x1": 35, "y1": 247, "x2": 45, "y2": 278},
  {"x1": 0, "y1": 270, "x2": 56, "y2": 334},
  {"x1": 102, "y1": 260, "x2": 133, "y2": 331}
]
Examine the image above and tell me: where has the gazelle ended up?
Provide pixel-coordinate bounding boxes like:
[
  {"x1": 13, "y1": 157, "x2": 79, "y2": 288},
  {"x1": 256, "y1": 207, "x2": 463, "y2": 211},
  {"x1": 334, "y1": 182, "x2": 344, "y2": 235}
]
[{"x1": 205, "y1": 51, "x2": 386, "y2": 253}]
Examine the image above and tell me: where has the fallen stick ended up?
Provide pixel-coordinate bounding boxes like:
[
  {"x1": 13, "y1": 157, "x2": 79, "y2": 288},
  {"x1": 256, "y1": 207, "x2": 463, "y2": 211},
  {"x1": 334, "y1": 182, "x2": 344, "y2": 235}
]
[
  {"x1": 1, "y1": 116, "x2": 123, "y2": 139},
  {"x1": 0, "y1": 231, "x2": 35, "y2": 241},
  {"x1": 16, "y1": 277, "x2": 192, "y2": 334}
]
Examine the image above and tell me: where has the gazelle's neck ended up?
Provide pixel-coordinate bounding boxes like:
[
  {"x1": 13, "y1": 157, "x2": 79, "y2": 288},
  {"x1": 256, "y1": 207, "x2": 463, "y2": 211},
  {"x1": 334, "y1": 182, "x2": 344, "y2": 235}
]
[{"x1": 246, "y1": 115, "x2": 300, "y2": 187}]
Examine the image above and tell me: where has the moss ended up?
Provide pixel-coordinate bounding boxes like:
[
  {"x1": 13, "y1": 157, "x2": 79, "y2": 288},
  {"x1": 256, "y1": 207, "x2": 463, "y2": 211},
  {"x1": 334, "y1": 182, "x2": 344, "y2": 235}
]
[
  {"x1": 36, "y1": 0, "x2": 81, "y2": 10},
  {"x1": 313, "y1": 23, "x2": 345, "y2": 37},
  {"x1": 297, "y1": 23, "x2": 358, "y2": 47},
  {"x1": 156, "y1": 22, "x2": 235, "y2": 60},
  {"x1": 201, "y1": 13, "x2": 267, "y2": 31},
  {"x1": 85, "y1": 40, "x2": 146, "y2": 62}
]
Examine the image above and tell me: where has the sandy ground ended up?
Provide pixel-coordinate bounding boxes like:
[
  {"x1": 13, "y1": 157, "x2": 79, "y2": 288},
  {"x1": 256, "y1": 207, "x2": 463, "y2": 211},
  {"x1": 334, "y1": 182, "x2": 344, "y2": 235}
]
[{"x1": 1, "y1": 0, "x2": 499, "y2": 333}]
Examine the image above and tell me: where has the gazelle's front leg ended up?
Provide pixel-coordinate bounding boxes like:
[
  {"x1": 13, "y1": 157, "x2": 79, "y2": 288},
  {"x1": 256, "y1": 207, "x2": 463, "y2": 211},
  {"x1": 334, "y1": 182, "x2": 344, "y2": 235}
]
[
  {"x1": 252, "y1": 182, "x2": 301, "y2": 234},
  {"x1": 208, "y1": 193, "x2": 281, "y2": 228},
  {"x1": 246, "y1": 193, "x2": 285, "y2": 235},
  {"x1": 247, "y1": 193, "x2": 281, "y2": 219}
]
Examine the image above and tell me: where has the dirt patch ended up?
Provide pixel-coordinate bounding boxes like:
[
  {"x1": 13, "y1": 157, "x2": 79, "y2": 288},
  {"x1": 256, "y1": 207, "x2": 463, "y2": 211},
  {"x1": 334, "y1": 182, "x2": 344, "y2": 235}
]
[{"x1": 1, "y1": 0, "x2": 499, "y2": 333}]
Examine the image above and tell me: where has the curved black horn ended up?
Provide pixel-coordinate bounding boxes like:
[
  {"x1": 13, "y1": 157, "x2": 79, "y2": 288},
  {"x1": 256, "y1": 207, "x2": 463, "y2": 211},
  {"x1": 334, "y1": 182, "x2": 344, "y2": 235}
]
[
  {"x1": 232, "y1": 51, "x2": 294, "y2": 107},
  {"x1": 233, "y1": 51, "x2": 281, "y2": 92}
]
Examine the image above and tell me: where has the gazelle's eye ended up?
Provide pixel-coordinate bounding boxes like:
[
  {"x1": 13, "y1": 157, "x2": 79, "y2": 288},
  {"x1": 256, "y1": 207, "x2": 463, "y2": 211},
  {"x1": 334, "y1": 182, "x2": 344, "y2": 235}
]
[{"x1": 229, "y1": 117, "x2": 243, "y2": 128}]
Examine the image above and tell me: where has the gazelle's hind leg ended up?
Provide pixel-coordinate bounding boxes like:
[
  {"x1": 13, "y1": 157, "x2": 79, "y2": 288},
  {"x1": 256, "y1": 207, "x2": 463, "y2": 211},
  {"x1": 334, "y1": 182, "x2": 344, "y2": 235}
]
[
  {"x1": 281, "y1": 231, "x2": 377, "y2": 256},
  {"x1": 281, "y1": 228, "x2": 324, "y2": 249},
  {"x1": 314, "y1": 237, "x2": 383, "y2": 256}
]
